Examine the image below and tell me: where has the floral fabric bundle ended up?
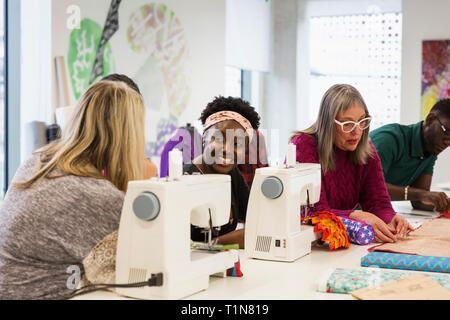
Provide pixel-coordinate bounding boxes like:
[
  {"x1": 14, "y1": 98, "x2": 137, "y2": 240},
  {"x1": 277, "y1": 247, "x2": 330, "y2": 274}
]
[{"x1": 304, "y1": 211, "x2": 350, "y2": 250}]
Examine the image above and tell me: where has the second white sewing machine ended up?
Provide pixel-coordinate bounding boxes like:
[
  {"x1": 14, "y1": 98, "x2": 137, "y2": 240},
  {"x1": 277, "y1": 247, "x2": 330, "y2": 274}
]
[
  {"x1": 245, "y1": 144, "x2": 322, "y2": 262},
  {"x1": 115, "y1": 150, "x2": 238, "y2": 300}
]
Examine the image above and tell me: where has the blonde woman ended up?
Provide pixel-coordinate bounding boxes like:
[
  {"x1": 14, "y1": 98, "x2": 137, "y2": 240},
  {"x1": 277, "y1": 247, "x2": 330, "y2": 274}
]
[
  {"x1": 291, "y1": 84, "x2": 412, "y2": 243},
  {"x1": 0, "y1": 79, "x2": 146, "y2": 299},
  {"x1": 100, "y1": 73, "x2": 158, "y2": 180}
]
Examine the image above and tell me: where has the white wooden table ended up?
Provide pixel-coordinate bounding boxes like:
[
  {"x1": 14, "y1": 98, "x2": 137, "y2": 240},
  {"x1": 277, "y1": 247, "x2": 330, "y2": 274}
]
[{"x1": 73, "y1": 200, "x2": 446, "y2": 300}]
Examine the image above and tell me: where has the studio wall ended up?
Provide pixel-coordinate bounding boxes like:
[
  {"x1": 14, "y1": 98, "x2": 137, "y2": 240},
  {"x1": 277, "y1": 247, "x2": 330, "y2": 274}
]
[
  {"x1": 51, "y1": 0, "x2": 226, "y2": 168},
  {"x1": 401, "y1": 0, "x2": 450, "y2": 184}
]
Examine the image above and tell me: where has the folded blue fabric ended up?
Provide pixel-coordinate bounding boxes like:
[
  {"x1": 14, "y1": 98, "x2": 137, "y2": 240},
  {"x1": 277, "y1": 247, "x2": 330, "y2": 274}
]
[{"x1": 361, "y1": 251, "x2": 450, "y2": 273}]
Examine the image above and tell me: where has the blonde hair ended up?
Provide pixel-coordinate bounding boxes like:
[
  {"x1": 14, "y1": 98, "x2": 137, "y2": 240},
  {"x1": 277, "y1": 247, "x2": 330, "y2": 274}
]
[
  {"x1": 292, "y1": 84, "x2": 373, "y2": 173},
  {"x1": 17, "y1": 80, "x2": 146, "y2": 192}
]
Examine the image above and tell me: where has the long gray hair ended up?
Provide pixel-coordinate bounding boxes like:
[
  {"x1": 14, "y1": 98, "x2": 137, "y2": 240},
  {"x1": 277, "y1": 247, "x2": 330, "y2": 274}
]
[{"x1": 293, "y1": 84, "x2": 374, "y2": 173}]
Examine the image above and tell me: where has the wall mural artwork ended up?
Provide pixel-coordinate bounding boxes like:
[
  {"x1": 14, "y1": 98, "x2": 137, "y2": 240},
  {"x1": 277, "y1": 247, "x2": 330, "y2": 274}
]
[
  {"x1": 67, "y1": 18, "x2": 116, "y2": 100},
  {"x1": 89, "y1": 0, "x2": 122, "y2": 84},
  {"x1": 126, "y1": 2, "x2": 192, "y2": 157},
  {"x1": 421, "y1": 40, "x2": 450, "y2": 119},
  {"x1": 66, "y1": 0, "x2": 194, "y2": 159}
]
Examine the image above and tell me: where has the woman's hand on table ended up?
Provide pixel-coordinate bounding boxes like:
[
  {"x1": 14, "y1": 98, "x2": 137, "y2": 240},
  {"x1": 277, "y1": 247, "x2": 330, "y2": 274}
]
[
  {"x1": 387, "y1": 214, "x2": 414, "y2": 240},
  {"x1": 349, "y1": 211, "x2": 397, "y2": 243}
]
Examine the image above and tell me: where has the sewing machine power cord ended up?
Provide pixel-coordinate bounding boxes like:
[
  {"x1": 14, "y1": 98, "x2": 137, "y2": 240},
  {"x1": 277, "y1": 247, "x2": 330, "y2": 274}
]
[{"x1": 68, "y1": 272, "x2": 164, "y2": 298}]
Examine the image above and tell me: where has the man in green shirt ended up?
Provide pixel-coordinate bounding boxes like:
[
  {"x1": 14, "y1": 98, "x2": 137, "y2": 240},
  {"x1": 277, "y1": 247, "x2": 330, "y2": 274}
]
[{"x1": 370, "y1": 99, "x2": 450, "y2": 213}]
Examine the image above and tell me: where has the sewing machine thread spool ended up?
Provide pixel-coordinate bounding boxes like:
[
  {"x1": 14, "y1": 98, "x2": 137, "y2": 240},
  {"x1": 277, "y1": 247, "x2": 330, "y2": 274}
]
[
  {"x1": 286, "y1": 143, "x2": 296, "y2": 167},
  {"x1": 168, "y1": 149, "x2": 183, "y2": 180}
]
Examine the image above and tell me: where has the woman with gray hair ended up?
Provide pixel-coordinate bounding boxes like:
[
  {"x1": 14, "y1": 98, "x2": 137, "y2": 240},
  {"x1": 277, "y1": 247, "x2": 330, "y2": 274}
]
[{"x1": 291, "y1": 84, "x2": 412, "y2": 243}]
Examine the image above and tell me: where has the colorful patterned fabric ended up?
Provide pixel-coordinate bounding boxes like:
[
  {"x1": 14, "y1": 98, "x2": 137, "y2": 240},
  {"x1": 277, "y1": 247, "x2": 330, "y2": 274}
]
[
  {"x1": 227, "y1": 260, "x2": 243, "y2": 277},
  {"x1": 361, "y1": 251, "x2": 450, "y2": 273},
  {"x1": 319, "y1": 267, "x2": 450, "y2": 294},
  {"x1": 340, "y1": 217, "x2": 375, "y2": 245},
  {"x1": 304, "y1": 211, "x2": 350, "y2": 250},
  {"x1": 203, "y1": 111, "x2": 254, "y2": 141}
]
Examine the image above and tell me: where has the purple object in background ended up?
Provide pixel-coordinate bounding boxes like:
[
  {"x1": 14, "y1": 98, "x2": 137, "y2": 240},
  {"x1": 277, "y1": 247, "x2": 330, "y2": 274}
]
[
  {"x1": 340, "y1": 217, "x2": 375, "y2": 245},
  {"x1": 160, "y1": 124, "x2": 202, "y2": 178},
  {"x1": 148, "y1": 116, "x2": 179, "y2": 158}
]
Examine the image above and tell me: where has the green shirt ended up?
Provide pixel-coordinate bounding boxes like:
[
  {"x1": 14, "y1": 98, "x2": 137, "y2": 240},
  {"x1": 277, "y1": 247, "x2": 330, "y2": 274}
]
[{"x1": 369, "y1": 121, "x2": 437, "y2": 187}]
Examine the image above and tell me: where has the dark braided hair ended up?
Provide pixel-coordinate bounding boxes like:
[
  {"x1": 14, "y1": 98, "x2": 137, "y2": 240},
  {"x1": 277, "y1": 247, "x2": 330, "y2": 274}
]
[
  {"x1": 199, "y1": 96, "x2": 260, "y2": 129},
  {"x1": 101, "y1": 73, "x2": 142, "y2": 96}
]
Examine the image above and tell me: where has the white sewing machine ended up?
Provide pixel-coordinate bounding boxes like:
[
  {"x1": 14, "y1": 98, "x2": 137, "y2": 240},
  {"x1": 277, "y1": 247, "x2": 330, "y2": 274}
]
[
  {"x1": 115, "y1": 150, "x2": 238, "y2": 300},
  {"x1": 245, "y1": 144, "x2": 321, "y2": 262}
]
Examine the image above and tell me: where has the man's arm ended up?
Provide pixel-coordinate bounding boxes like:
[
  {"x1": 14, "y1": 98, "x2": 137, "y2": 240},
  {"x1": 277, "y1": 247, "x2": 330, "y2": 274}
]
[
  {"x1": 408, "y1": 173, "x2": 434, "y2": 211},
  {"x1": 391, "y1": 173, "x2": 450, "y2": 212},
  {"x1": 216, "y1": 229, "x2": 245, "y2": 249},
  {"x1": 385, "y1": 174, "x2": 433, "y2": 202}
]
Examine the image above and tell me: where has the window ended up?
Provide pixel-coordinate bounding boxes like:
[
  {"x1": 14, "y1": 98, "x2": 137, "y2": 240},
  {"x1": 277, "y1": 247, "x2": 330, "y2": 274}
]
[
  {"x1": 225, "y1": 65, "x2": 262, "y2": 113},
  {"x1": 225, "y1": 65, "x2": 242, "y2": 98},
  {"x1": 0, "y1": 0, "x2": 5, "y2": 198},
  {"x1": 308, "y1": 12, "x2": 402, "y2": 130}
]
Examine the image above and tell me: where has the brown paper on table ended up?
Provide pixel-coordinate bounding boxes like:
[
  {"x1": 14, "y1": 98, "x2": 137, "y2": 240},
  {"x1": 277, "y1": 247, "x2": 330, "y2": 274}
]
[
  {"x1": 351, "y1": 274, "x2": 450, "y2": 300},
  {"x1": 371, "y1": 218, "x2": 450, "y2": 258}
]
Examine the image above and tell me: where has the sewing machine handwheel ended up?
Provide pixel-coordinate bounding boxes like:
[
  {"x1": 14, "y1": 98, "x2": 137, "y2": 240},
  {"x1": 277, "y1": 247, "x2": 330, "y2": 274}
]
[
  {"x1": 133, "y1": 192, "x2": 160, "y2": 221},
  {"x1": 261, "y1": 176, "x2": 283, "y2": 199}
]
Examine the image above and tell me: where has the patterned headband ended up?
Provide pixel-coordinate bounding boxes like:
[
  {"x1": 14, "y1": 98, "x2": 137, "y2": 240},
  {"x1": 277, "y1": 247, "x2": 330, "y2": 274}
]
[{"x1": 203, "y1": 111, "x2": 254, "y2": 140}]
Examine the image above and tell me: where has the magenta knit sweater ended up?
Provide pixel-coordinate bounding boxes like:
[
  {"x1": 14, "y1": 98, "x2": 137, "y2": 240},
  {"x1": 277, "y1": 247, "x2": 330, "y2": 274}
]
[{"x1": 292, "y1": 133, "x2": 396, "y2": 224}]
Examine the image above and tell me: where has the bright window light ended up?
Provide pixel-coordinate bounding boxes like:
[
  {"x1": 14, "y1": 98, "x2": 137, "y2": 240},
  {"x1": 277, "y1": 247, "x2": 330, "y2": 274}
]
[{"x1": 309, "y1": 12, "x2": 402, "y2": 129}]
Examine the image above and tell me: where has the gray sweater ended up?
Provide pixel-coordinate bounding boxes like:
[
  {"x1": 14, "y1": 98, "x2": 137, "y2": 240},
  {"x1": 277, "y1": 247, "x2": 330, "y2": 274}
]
[{"x1": 0, "y1": 154, "x2": 124, "y2": 299}]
